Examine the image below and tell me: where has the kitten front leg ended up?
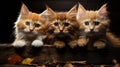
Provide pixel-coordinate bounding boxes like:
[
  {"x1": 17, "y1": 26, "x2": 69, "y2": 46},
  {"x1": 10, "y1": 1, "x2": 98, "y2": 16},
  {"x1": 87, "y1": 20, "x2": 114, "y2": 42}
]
[
  {"x1": 31, "y1": 40, "x2": 43, "y2": 47},
  {"x1": 93, "y1": 40, "x2": 106, "y2": 49},
  {"x1": 77, "y1": 36, "x2": 89, "y2": 47},
  {"x1": 31, "y1": 35, "x2": 46, "y2": 47},
  {"x1": 68, "y1": 40, "x2": 78, "y2": 48},
  {"x1": 54, "y1": 41, "x2": 65, "y2": 48},
  {"x1": 12, "y1": 39, "x2": 26, "y2": 47}
]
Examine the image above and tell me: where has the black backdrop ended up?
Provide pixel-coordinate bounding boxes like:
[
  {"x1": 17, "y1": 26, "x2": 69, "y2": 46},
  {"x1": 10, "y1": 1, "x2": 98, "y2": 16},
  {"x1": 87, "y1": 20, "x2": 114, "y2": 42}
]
[{"x1": 0, "y1": 0, "x2": 119, "y2": 43}]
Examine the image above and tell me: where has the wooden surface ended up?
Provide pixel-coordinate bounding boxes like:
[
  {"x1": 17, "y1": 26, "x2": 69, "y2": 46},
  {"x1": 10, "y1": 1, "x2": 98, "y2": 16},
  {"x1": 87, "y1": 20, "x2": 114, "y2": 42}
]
[
  {"x1": 0, "y1": 44, "x2": 120, "y2": 67},
  {"x1": 0, "y1": 64, "x2": 115, "y2": 67}
]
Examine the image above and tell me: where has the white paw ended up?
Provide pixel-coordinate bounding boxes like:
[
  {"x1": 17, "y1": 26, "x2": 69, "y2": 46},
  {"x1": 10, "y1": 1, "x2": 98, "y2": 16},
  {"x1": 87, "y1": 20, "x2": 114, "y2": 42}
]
[
  {"x1": 31, "y1": 40, "x2": 43, "y2": 47},
  {"x1": 93, "y1": 41, "x2": 106, "y2": 49},
  {"x1": 12, "y1": 40, "x2": 26, "y2": 47}
]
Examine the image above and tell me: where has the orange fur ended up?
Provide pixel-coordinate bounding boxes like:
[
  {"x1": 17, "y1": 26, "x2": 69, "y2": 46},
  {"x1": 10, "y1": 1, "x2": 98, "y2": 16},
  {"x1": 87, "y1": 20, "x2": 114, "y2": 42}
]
[{"x1": 77, "y1": 3, "x2": 120, "y2": 49}]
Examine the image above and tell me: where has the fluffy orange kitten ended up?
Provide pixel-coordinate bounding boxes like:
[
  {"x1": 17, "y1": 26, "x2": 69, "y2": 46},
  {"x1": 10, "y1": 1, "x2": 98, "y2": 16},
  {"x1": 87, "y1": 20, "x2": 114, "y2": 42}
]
[
  {"x1": 12, "y1": 4, "x2": 46, "y2": 47},
  {"x1": 77, "y1": 3, "x2": 110, "y2": 49},
  {"x1": 41, "y1": 5, "x2": 79, "y2": 48},
  {"x1": 77, "y1": 3, "x2": 120, "y2": 49}
]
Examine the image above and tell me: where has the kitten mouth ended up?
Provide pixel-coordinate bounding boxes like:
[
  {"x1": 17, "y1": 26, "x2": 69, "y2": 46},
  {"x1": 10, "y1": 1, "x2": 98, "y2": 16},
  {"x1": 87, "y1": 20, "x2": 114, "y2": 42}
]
[
  {"x1": 90, "y1": 31, "x2": 96, "y2": 33},
  {"x1": 56, "y1": 33, "x2": 69, "y2": 37},
  {"x1": 23, "y1": 29, "x2": 35, "y2": 34},
  {"x1": 56, "y1": 32, "x2": 67, "y2": 35},
  {"x1": 88, "y1": 31, "x2": 97, "y2": 34},
  {"x1": 59, "y1": 32, "x2": 64, "y2": 34},
  {"x1": 55, "y1": 32, "x2": 64, "y2": 35},
  {"x1": 54, "y1": 31, "x2": 64, "y2": 34}
]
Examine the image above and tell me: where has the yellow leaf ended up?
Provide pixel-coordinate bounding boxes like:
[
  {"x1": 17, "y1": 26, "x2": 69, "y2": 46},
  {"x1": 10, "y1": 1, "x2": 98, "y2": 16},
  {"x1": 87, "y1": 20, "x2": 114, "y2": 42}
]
[{"x1": 21, "y1": 58, "x2": 33, "y2": 64}]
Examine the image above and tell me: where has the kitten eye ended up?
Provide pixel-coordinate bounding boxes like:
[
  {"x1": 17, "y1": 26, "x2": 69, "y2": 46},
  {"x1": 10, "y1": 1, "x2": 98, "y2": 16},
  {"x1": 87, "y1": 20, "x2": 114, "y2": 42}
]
[
  {"x1": 93, "y1": 21, "x2": 100, "y2": 25},
  {"x1": 25, "y1": 21, "x2": 30, "y2": 25},
  {"x1": 54, "y1": 22, "x2": 59, "y2": 26},
  {"x1": 34, "y1": 23, "x2": 40, "y2": 27},
  {"x1": 84, "y1": 21, "x2": 89, "y2": 25},
  {"x1": 64, "y1": 22, "x2": 70, "y2": 26}
]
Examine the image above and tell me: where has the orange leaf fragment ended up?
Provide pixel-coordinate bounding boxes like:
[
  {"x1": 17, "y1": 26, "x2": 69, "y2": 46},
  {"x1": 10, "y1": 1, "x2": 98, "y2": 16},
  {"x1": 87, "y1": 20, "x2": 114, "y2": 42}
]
[{"x1": 8, "y1": 53, "x2": 22, "y2": 64}]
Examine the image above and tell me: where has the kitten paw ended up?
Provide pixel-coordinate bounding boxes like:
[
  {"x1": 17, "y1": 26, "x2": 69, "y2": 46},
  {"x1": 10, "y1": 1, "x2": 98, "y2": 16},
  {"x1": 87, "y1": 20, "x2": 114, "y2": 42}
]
[
  {"x1": 12, "y1": 40, "x2": 26, "y2": 47},
  {"x1": 77, "y1": 38, "x2": 88, "y2": 47},
  {"x1": 93, "y1": 41, "x2": 106, "y2": 49},
  {"x1": 68, "y1": 40, "x2": 77, "y2": 48},
  {"x1": 54, "y1": 41, "x2": 65, "y2": 48},
  {"x1": 32, "y1": 40, "x2": 43, "y2": 47}
]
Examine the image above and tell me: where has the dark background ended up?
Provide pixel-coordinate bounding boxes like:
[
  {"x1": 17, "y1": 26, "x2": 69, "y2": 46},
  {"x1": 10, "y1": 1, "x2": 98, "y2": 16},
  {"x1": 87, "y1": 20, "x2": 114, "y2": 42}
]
[{"x1": 0, "y1": 0, "x2": 119, "y2": 43}]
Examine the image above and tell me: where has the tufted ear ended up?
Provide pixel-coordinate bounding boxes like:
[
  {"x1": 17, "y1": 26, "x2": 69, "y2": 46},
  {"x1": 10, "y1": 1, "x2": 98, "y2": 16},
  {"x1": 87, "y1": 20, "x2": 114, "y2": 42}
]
[
  {"x1": 40, "y1": 5, "x2": 56, "y2": 21},
  {"x1": 67, "y1": 5, "x2": 77, "y2": 19},
  {"x1": 20, "y1": 3, "x2": 29, "y2": 18},
  {"x1": 98, "y1": 4, "x2": 108, "y2": 18},
  {"x1": 76, "y1": 3, "x2": 86, "y2": 20}
]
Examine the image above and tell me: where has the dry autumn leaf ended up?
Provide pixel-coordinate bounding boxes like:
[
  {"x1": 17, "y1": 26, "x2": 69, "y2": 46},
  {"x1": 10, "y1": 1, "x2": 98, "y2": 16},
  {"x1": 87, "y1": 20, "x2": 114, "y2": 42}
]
[
  {"x1": 21, "y1": 58, "x2": 34, "y2": 65},
  {"x1": 8, "y1": 53, "x2": 22, "y2": 64}
]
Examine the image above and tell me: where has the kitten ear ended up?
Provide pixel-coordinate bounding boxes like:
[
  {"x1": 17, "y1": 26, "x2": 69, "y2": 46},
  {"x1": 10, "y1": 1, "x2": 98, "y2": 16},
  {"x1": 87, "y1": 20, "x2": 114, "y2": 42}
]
[
  {"x1": 40, "y1": 5, "x2": 56, "y2": 21},
  {"x1": 67, "y1": 5, "x2": 77, "y2": 19},
  {"x1": 98, "y1": 4, "x2": 107, "y2": 17},
  {"x1": 76, "y1": 3, "x2": 86, "y2": 20},
  {"x1": 20, "y1": 3, "x2": 29, "y2": 18}
]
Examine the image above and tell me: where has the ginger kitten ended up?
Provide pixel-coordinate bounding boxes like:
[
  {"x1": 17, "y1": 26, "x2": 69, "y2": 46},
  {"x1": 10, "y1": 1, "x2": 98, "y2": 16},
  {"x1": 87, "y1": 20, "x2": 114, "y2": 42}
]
[
  {"x1": 12, "y1": 4, "x2": 46, "y2": 47},
  {"x1": 41, "y1": 5, "x2": 79, "y2": 48},
  {"x1": 77, "y1": 3, "x2": 110, "y2": 49}
]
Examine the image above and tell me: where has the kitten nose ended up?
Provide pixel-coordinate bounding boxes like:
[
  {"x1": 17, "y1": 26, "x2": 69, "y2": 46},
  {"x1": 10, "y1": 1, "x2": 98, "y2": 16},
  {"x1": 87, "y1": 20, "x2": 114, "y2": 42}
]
[{"x1": 30, "y1": 29, "x2": 33, "y2": 32}]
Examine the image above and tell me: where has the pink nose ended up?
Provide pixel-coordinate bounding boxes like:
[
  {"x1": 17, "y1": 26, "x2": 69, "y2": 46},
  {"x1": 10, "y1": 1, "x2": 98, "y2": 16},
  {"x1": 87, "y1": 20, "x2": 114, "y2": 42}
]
[{"x1": 30, "y1": 29, "x2": 33, "y2": 32}]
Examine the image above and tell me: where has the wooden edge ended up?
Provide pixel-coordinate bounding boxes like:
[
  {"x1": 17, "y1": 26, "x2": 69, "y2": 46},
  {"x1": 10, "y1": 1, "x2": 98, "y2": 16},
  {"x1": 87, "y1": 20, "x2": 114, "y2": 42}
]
[
  {"x1": 0, "y1": 44, "x2": 55, "y2": 48},
  {"x1": 0, "y1": 64, "x2": 115, "y2": 67}
]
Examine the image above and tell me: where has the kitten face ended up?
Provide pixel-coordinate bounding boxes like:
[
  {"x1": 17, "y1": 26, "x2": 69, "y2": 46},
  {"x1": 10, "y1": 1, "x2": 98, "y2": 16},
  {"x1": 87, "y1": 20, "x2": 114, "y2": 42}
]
[
  {"x1": 77, "y1": 3, "x2": 110, "y2": 33},
  {"x1": 17, "y1": 18, "x2": 44, "y2": 35},
  {"x1": 41, "y1": 5, "x2": 78, "y2": 36},
  {"x1": 48, "y1": 13, "x2": 77, "y2": 34},
  {"x1": 15, "y1": 4, "x2": 45, "y2": 37},
  {"x1": 78, "y1": 11, "x2": 108, "y2": 33},
  {"x1": 50, "y1": 19, "x2": 70, "y2": 34}
]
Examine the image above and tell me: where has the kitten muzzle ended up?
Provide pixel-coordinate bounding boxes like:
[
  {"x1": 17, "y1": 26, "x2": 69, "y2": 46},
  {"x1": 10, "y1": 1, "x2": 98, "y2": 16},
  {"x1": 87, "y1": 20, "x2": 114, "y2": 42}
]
[{"x1": 30, "y1": 29, "x2": 33, "y2": 32}]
